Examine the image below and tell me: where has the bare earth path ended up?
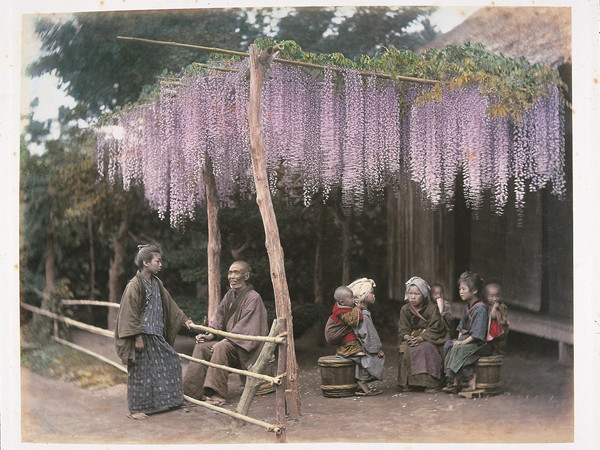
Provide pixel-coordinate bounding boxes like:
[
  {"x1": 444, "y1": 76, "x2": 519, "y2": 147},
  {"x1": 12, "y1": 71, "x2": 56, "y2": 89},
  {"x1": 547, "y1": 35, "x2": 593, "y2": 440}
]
[{"x1": 20, "y1": 326, "x2": 573, "y2": 445}]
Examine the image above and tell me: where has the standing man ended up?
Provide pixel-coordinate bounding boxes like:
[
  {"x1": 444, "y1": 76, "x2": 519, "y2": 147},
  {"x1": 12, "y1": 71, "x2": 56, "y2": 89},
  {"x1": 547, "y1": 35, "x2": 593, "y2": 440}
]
[{"x1": 183, "y1": 261, "x2": 268, "y2": 406}]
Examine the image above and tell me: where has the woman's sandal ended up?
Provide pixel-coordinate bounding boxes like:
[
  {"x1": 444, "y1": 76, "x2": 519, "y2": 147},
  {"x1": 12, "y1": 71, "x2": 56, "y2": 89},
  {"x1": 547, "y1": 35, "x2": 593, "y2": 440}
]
[
  {"x1": 127, "y1": 412, "x2": 148, "y2": 420},
  {"x1": 442, "y1": 384, "x2": 459, "y2": 393},
  {"x1": 355, "y1": 388, "x2": 382, "y2": 396}
]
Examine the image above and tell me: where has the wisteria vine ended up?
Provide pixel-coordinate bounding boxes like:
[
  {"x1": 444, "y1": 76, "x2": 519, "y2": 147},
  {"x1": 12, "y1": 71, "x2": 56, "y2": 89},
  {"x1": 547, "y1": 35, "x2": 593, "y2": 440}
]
[{"x1": 97, "y1": 60, "x2": 566, "y2": 227}]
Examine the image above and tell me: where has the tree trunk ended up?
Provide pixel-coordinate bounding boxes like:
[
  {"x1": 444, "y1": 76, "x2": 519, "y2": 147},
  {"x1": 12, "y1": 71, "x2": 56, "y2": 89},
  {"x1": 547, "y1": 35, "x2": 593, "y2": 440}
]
[
  {"x1": 88, "y1": 215, "x2": 95, "y2": 299},
  {"x1": 313, "y1": 206, "x2": 324, "y2": 304},
  {"x1": 247, "y1": 44, "x2": 301, "y2": 417},
  {"x1": 42, "y1": 211, "x2": 55, "y2": 309},
  {"x1": 107, "y1": 210, "x2": 130, "y2": 330},
  {"x1": 341, "y1": 213, "x2": 351, "y2": 285},
  {"x1": 34, "y1": 210, "x2": 56, "y2": 340},
  {"x1": 204, "y1": 154, "x2": 221, "y2": 322}
]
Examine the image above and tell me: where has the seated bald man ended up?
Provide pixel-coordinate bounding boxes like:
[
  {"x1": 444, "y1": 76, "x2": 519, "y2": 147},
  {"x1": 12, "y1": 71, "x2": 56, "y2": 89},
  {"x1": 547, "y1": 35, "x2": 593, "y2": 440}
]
[{"x1": 183, "y1": 261, "x2": 268, "y2": 406}]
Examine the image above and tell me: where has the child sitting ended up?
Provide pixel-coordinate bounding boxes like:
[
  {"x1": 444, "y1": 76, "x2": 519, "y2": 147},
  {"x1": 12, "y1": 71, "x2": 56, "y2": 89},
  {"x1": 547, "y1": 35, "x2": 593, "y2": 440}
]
[
  {"x1": 483, "y1": 281, "x2": 510, "y2": 354},
  {"x1": 443, "y1": 271, "x2": 488, "y2": 393},
  {"x1": 324, "y1": 286, "x2": 365, "y2": 357},
  {"x1": 431, "y1": 283, "x2": 453, "y2": 332}
]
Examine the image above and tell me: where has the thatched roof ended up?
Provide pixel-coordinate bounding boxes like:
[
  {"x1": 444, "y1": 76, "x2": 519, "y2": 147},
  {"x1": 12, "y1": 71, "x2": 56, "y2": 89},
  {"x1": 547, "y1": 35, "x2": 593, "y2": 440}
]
[{"x1": 422, "y1": 7, "x2": 571, "y2": 68}]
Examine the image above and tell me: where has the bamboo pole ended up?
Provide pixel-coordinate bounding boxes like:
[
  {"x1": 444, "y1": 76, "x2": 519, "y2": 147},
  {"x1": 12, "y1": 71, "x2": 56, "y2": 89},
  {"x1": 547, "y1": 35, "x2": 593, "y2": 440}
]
[
  {"x1": 183, "y1": 394, "x2": 283, "y2": 434},
  {"x1": 190, "y1": 324, "x2": 286, "y2": 344},
  {"x1": 60, "y1": 299, "x2": 120, "y2": 308},
  {"x1": 53, "y1": 336, "x2": 127, "y2": 374},
  {"x1": 116, "y1": 35, "x2": 439, "y2": 85},
  {"x1": 20, "y1": 302, "x2": 114, "y2": 338},
  {"x1": 23, "y1": 302, "x2": 284, "y2": 344},
  {"x1": 192, "y1": 62, "x2": 238, "y2": 73},
  {"x1": 179, "y1": 353, "x2": 282, "y2": 385},
  {"x1": 247, "y1": 44, "x2": 301, "y2": 418}
]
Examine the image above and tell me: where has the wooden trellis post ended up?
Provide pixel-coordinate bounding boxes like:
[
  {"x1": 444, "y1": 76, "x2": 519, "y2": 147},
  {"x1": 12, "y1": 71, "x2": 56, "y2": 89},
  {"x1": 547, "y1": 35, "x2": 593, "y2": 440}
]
[
  {"x1": 204, "y1": 154, "x2": 221, "y2": 321},
  {"x1": 247, "y1": 43, "x2": 301, "y2": 418}
]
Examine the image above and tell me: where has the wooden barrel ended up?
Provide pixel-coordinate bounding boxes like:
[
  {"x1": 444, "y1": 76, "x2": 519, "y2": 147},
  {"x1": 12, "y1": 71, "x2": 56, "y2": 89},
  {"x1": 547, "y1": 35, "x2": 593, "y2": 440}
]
[
  {"x1": 318, "y1": 355, "x2": 358, "y2": 398},
  {"x1": 475, "y1": 354, "x2": 504, "y2": 393}
]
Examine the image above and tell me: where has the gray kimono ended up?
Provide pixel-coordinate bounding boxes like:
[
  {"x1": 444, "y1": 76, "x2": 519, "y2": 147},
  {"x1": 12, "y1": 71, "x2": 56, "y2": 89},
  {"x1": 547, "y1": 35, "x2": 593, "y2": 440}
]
[{"x1": 350, "y1": 309, "x2": 385, "y2": 381}]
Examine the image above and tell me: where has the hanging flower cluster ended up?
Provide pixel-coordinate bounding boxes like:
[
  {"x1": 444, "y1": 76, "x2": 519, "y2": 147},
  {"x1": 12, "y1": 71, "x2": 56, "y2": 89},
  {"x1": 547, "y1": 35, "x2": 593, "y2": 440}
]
[
  {"x1": 405, "y1": 82, "x2": 565, "y2": 214},
  {"x1": 97, "y1": 59, "x2": 565, "y2": 227}
]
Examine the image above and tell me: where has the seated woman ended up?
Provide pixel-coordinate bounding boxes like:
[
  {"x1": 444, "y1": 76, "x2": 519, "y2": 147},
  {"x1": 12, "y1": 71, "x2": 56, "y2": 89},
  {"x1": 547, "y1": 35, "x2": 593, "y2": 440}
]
[{"x1": 397, "y1": 276, "x2": 449, "y2": 392}]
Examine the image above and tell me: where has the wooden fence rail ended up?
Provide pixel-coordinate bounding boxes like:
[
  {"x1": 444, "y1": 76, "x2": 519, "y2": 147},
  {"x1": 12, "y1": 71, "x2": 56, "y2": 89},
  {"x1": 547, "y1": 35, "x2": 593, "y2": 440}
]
[
  {"x1": 21, "y1": 302, "x2": 114, "y2": 338},
  {"x1": 189, "y1": 323, "x2": 286, "y2": 344},
  {"x1": 180, "y1": 353, "x2": 283, "y2": 385},
  {"x1": 21, "y1": 300, "x2": 287, "y2": 439},
  {"x1": 61, "y1": 299, "x2": 120, "y2": 308}
]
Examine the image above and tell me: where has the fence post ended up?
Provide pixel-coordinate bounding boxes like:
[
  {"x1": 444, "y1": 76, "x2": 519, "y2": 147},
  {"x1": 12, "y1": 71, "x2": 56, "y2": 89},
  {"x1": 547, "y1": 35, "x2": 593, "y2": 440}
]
[{"x1": 276, "y1": 317, "x2": 287, "y2": 443}]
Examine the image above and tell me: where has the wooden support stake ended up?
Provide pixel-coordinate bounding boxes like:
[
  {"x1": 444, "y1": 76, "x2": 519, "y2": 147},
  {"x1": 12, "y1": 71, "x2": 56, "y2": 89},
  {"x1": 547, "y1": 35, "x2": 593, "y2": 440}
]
[
  {"x1": 276, "y1": 317, "x2": 288, "y2": 443},
  {"x1": 234, "y1": 320, "x2": 279, "y2": 425},
  {"x1": 204, "y1": 154, "x2": 221, "y2": 321},
  {"x1": 247, "y1": 43, "x2": 301, "y2": 418}
]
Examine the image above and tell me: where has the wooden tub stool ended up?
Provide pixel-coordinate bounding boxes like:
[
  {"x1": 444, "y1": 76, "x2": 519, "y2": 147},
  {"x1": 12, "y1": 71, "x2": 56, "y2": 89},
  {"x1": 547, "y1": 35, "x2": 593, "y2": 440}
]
[{"x1": 318, "y1": 355, "x2": 358, "y2": 398}]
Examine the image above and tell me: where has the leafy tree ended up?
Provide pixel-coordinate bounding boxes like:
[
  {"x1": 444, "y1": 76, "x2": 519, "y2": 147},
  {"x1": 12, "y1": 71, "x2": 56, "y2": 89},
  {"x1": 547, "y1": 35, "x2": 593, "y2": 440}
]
[
  {"x1": 274, "y1": 6, "x2": 439, "y2": 58},
  {"x1": 28, "y1": 9, "x2": 263, "y2": 116}
]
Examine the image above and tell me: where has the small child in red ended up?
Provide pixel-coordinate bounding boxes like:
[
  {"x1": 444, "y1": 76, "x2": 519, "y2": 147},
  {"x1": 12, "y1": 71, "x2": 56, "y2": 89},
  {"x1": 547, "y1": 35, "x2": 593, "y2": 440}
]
[
  {"x1": 324, "y1": 286, "x2": 365, "y2": 357},
  {"x1": 484, "y1": 281, "x2": 510, "y2": 354}
]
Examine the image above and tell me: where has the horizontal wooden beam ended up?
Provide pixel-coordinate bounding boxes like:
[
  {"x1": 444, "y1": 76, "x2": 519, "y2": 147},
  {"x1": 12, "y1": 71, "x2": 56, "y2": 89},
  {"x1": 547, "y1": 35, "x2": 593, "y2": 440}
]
[
  {"x1": 190, "y1": 324, "x2": 286, "y2": 344},
  {"x1": 60, "y1": 299, "x2": 120, "y2": 308},
  {"x1": 21, "y1": 302, "x2": 114, "y2": 338},
  {"x1": 116, "y1": 35, "x2": 439, "y2": 85},
  {"x1": 179, "y1": 353, "x2": 282, "y2": 385}
]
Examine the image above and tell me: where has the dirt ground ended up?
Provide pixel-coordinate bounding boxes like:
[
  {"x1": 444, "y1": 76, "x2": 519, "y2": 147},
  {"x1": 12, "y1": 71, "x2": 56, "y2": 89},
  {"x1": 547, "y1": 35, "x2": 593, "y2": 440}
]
[{"x1": 19, "y1": 325, "x2": 574, "y2": 446}]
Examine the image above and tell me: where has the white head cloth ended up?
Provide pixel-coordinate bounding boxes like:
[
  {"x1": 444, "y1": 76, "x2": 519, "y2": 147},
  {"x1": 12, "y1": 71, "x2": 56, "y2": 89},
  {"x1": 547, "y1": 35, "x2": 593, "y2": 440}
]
[
  {"x1": 348, "y1": 278, "x2": 376, "y2": 302},
  {"x1": 404, "y1": 276, "x2": 430, "y2": 301}
]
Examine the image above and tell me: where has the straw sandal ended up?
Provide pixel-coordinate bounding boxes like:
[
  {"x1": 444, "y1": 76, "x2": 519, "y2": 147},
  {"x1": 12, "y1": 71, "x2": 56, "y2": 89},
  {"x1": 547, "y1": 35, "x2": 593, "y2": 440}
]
[{"x1": 355, "y1": 388, "x2": 382, "y2": 396}]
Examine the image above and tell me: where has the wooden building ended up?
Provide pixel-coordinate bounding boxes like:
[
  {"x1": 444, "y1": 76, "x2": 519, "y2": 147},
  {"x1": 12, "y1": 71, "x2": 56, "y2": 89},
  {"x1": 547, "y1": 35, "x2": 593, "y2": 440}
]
[{"x1": 386, "y1": 7, "x2": 573, "y2": 359}]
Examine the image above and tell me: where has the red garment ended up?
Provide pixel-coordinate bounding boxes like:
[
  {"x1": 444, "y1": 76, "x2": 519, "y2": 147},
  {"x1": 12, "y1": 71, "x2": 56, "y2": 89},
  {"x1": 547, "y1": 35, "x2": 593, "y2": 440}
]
[
  {"x1": 328, "y1": 303, "x2": 363, "y2": 344},
  {"x1": 487, "y1": 316, "x2": 505, "y2": 341}
]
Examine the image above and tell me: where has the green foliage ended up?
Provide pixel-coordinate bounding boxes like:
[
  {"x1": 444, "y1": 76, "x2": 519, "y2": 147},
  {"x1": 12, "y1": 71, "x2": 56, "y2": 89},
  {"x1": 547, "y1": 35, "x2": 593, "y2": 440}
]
[
  {"x1": 29, "y1": 10, "x2": 262, "y2": 116},
  {"x1": 290, "y1": 302, "x2": 326, "y2": 339},
  {"x1": 252, "y1": 40, "x2": 565, "y2": 121},
  {"x1": 26, "y1": 278, "x2": 74, "y2": 344},
  {"x1": 272, "y1": 6, "x2": 437, "y2": 57},
  {"x1": 20, "y1": 341, "x2": 126, "y2": 388},
  {"x1": 175, "y1": 296, "x2": 209, "y2": 333}
]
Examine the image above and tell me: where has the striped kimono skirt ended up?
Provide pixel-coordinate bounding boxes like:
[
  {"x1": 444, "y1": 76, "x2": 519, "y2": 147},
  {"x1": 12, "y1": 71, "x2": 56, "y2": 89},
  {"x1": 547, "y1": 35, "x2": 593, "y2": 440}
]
[{"x1": 128, "y1": 277, "x2": 184, "y2": 414}]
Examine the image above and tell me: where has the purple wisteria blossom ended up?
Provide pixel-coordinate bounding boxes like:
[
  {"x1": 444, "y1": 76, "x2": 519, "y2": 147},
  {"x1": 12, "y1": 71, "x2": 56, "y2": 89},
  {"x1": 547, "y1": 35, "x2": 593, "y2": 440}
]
[{"x1": 96, "y1": 63, "x2": 566, "y2": 226}]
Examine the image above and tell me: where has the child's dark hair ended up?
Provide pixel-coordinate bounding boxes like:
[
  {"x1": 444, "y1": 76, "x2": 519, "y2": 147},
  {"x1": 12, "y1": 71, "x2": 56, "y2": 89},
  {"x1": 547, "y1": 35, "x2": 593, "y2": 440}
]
[
  {"x1": 430, "y1": 283, "x2": 444, "y2": 291},
  {"x1": 334, "y1": 286, "x2": 353, "y2": 304},
  {"x1": 458, "y1": 271, "x2": 483, "y2": 295},
  {"x1": 135, "y1": 244, "x2": 162, "y2": 269},
  {"x1": 484, "y1": 279, "x2": 503, "y2": 294}
]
